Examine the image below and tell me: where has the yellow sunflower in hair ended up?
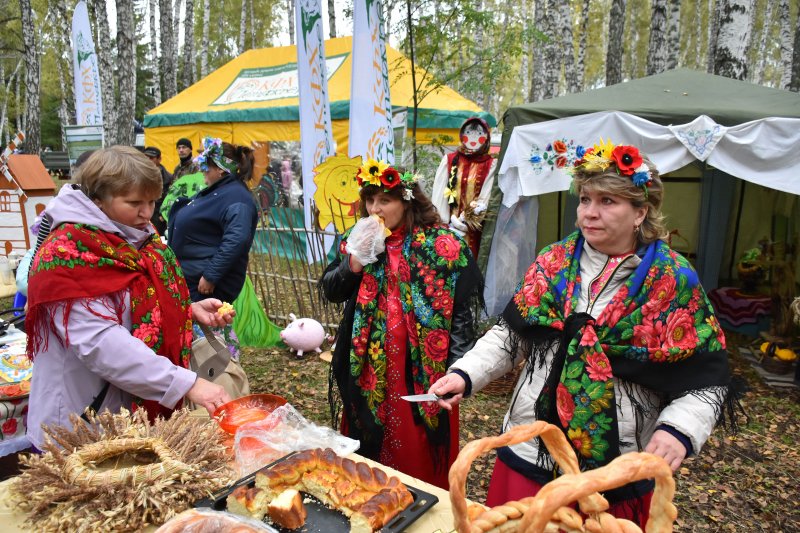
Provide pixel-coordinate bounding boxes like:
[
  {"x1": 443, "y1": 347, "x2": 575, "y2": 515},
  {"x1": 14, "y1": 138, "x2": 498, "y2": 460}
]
[
  {"x1": 581, "y1": 137, "x2": 616, "y2": 172},
  {"x1": 357, "y1": 158, "x2": 388, "y2": 187}
]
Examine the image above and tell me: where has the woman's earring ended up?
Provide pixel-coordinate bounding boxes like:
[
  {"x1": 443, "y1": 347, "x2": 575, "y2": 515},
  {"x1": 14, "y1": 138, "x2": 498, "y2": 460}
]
[{"x1": 634, "y1": 224, "x2": 640, "y2": 235}]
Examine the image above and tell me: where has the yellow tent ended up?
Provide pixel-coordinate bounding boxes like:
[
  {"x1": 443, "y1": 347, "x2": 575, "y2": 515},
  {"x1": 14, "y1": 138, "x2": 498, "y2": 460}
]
[{"x1": 144, "y1": 36, "x2": 496, "y2": 172}]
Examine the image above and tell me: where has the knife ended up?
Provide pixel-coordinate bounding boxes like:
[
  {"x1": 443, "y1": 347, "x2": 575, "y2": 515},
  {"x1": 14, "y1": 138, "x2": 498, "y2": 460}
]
[{"x1": 400, "y1": 392, "x2": 456, "y2": 402}]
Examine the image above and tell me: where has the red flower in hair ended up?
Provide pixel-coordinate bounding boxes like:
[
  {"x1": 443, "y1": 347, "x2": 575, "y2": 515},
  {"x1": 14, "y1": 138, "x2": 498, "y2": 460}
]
[
  {"x1": 380, "y1": 168, "x2": 401, "y2": 189},
  {"x1": 611, "y1": 145, "x2": 642, "y2": 176}
]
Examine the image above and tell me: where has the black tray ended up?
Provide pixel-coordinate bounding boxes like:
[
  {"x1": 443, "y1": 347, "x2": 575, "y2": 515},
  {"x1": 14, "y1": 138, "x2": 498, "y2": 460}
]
[{"x1": 195, "y1": 453, "x2": 439, "y2": 532}]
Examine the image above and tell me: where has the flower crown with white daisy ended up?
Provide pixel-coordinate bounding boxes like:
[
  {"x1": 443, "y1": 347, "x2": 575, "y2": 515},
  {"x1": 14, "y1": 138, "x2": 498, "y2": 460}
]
[
  {"x1": 570, "y1": 137, "x2": 653, "y2": 194},
  {"x1": 356, "y1": 158, "x2": 420, "y2": 201}
]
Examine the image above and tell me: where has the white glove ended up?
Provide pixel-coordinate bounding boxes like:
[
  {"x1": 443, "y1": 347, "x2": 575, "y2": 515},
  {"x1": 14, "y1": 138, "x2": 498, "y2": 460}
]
[
  {"x1": 449, "y1": 214, "x2": 468, "y2": 237},
  {"x1": 345, "y1": 215, "x2": 389, "y2": 266}
]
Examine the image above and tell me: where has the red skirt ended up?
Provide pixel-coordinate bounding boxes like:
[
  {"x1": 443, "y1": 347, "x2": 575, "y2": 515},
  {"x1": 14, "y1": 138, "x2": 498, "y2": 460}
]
[{"x1": 485, "y1": 456, "x2": 653, "y2": 527}]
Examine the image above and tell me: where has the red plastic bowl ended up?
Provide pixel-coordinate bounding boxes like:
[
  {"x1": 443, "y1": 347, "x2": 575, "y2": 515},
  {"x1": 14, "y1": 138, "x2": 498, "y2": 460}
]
[{"x1": 213, "y1": 393, "x2": 288, "y2": 434}]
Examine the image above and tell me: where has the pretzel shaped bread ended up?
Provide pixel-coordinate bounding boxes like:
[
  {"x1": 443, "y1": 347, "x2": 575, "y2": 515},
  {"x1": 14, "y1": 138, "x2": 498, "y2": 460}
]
[{"x1": 449, "y1": 422, "x2": 677, "y2": 533}]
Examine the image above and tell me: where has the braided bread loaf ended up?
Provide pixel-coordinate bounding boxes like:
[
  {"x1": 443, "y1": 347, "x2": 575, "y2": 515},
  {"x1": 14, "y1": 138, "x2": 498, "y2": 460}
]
[
  {"x1": 449, "y1": 422, "x2": 677, "y2": 533},
  {"x1": 253, "y1": 448, "x2": 413, "y2": 532}
]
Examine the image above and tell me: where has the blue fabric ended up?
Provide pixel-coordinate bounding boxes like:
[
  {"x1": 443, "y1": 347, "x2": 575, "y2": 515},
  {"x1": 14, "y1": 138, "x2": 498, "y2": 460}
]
[{"x1": 168, "y1": 174, "x2": 258, "y2": 303}]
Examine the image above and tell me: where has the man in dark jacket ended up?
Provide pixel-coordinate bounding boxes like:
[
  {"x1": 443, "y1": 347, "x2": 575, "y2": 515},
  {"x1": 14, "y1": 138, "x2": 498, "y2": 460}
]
[
  {"x1": 144, "y1": 146, "x2": 173, "y2": 235},
  {"x1": 172, "y1": 137, "x2": 200, "y2": 180}
]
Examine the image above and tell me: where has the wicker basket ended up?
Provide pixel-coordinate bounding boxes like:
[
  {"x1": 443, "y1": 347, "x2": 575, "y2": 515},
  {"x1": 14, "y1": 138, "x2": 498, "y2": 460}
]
[{"x1": 482, "y1": 362, "x2": 524, "y2": 396}]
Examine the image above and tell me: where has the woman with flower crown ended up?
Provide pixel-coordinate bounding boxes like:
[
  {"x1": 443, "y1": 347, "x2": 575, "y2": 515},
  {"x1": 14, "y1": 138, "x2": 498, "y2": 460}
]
[
  {"x1": 429, "y1": 139, "x2": 737, "y2": 525},
  {"x1": 321, "y1": 159, "x2": 484, "y2": 489}
]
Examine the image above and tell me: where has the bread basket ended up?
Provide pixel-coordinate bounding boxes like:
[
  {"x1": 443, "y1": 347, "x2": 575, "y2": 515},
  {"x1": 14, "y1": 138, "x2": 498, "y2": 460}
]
[{"x1": 448, "y1": 422, "x2": 678, "y2": 533}]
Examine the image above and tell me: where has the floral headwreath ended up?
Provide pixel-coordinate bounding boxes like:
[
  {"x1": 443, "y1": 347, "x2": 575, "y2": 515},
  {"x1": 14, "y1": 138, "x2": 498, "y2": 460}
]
[
  {"x1": 194, "y1": 137, "x2": 238, "y2": 174},
  {"x1": 570, "y1": 137, "x2": 653, "y2": 195},
  {"x1": 356, "y1": 158, "x2": 420, "y2": 201}
]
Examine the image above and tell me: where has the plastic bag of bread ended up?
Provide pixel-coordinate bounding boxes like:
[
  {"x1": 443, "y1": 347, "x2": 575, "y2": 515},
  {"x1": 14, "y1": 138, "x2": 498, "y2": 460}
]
[
  {"x1": 234, "y1": 403, "x2": 360, "y2": 476},
  {"x1": 154, "y1": 508, "x2": 278, "y2": 533}
]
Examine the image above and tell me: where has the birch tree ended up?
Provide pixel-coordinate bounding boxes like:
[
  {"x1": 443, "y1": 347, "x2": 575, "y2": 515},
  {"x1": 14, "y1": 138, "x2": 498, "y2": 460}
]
[
  {"x1": 575, "y1": 0, "x2": 590, "y2": 90},
  {"x1": 0, "y1": 60, "x2": 22, "y2": 148},
  {"x1": 713, "y1": 0, "x2": 753, "y2": 80},
  {"x1": 200, "y1": 0, "x2": 210, "y2": 77},
  {"x1": 328, "y1": 0, "x2": 336, "y2": 38},
  {"x1": 790, "y1": 4, "x2": 800, "y2": 91},
  {"x1": 707, "y1": 0, "x2": 720, "y2": 72},
  {"x1": 184, "y1": 0, "x2": 195, "y2": 87},
  {"x1": 287, "y1": 0, "x2": 295, "y2": 45},
  {"x1": 666, "y1": 0, "x2": 680, "y2": 69},
  {"x1": 116, "y1": 0, "x2": 136, "y2": 145},
  {"x1": 646, "y1": 0, "x2": 668, "y2": 75},
  {"x1": 149, "y1": 0, "x2": 162, "y2": 104},
  {"x1": 529, "y1": 0, "x2": 546, "y2": 101},
  {"x1": 779, "y1": 0, "x2": 793, "y2": 89},
  {"x1": 239, "y1": 0, "x2": 247, "y2": 53},
  {"x1": 159, "y1": 0, "x2": 177, "y2": 99},
  {"x1": 606, "y1": 0, "x2": 626, "y2": 85},
  {"x1": 752, "y1": 0, "x2": 773, "y2": 84},
  {"x1": 249, "y1": 0, "x2": 255, "y2": 47},
  {"x1": 542, "y1": 0, "x2": 560, "y2": 98},
  {"x1": 559, "y1": 0, "x2": 579, "y2": 93},
  {"x1": 20, "y1": 0, "x2": 40, "y2": 153}
]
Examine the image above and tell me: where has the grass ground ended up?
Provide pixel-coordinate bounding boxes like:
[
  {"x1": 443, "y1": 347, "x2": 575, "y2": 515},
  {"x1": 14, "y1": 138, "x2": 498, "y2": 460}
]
[{"x1": 242, "y1": 332, "x2": 800, "y2": 532}]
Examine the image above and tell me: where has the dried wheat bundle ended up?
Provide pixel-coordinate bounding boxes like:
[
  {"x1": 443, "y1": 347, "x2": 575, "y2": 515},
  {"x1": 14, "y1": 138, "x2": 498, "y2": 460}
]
[{"x1": 10, "y1": 407, "x2": 235, "y2": 532}]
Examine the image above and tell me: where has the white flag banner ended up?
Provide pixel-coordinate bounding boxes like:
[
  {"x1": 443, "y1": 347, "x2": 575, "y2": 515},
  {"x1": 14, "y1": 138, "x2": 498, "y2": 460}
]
[
  {"x1": 71, "y1": 0, "x2": 103, "y2": 126},
  {"x1": 349, "y1": 0, "x2": 394, "y2": 163},
  {"x1": 296, "y1": 0, "x2": 335, "y2": 257}
]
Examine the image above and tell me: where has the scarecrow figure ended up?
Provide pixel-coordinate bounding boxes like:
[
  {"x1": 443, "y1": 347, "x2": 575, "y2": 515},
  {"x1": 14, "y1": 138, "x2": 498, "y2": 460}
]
[{"x1": 431, "y1": 117, "x2": 496, "y2": 257}]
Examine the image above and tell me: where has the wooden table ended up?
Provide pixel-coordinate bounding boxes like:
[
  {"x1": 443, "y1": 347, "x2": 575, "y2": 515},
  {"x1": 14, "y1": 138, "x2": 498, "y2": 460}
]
[{"x1": 0, "y1": 452, "x2": 461, "y2": 532}]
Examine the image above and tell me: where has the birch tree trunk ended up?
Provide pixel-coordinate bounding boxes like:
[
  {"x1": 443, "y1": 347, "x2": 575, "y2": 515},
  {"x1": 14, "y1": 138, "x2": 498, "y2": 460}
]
[
  {"x1": 239, "y1": 0, "x2": 247, "y2": 53},
  {"x1": 713, "y1": 0, "x2": 753, "y2": 80},
  {"x1": 625, "y1": 4, "x2": 639, "y2": 78},
  {"x1": 790, "y1": 5, "x2": 800, "y2": 91},
  {"x1": 691, "y1": 0, "x2": 703, "y2": 66},
  {"x1": 160, "y1": 0, "x2": 177, "y2": 99},
  {"x1": 576, "y1": 0, "x2": 590, "y2": 90},
  {"x1": 20, "y1": 0, "x2": 40, "y2": 153},
  {"x1": 606, "y1": 0, "x2": 626, "y2": 85},
  {"x1": 0, "y1": 60, "x2": 23, "y2": 147},
  {"x1": 779, "y1": 0, "x2": 793, "y2": 89},
  {"x1": 666, "y1": 0, "x2": 681, "y2": 69},
  {"x1": 173, "y1": 0, "x2": 182, "y2": 59},
  {"x1": 183, "y1": 0, "x2": 195, "y2": 87},
  {"x1": 529, "y1": 0, "x2": 546, "y2": 101},
  {"x1": 201, "y1": 0, "x2": 210, "y2": 77},
  {"x1": 116, "y1": 0, "x2": 136, "y2": 145},
  {"x1": 559, "y1": 0, "x2": 578, "y2": 93},
  {"x1": 14, "y1": 63, "x2": 21, "y2": 137},
  {"x1": 753, "y1": 0, "x2": 773, "y2": 84},
  {"x1": 707, "y1": 0, "x2": 721, "y2": 72},
  {"x1": 542, "y1": 0, "x2": 560, "y2": 98},
  {"x1": 287, "y1": 0, "x2": 295, "y2": 45},
  {"x1": 149, "y1": 0, "x2": 162, "y2": 104},
  {"x1": 647, "y1": 0, "x2": 668, "y2": 75},
  {"x1": 249, "y1": 0, "x2": 255, "y2": 47},
  {"x1": 328, "y1": 0, "x2": 337, "y2": 37}
]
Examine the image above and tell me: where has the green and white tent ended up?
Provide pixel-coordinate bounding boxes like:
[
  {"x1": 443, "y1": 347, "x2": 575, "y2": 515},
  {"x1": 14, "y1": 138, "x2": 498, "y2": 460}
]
[{"x1": 480, "y1": 69, "x2": 800, "y2": 315}]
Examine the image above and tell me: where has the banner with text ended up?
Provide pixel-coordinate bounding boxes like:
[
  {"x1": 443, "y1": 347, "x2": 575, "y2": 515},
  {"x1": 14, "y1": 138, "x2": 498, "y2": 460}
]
[
  {"x1": 349, "y1": 0, "x2": 394, "y2": 163},
  {"x1": 71, "y1": 1, "x2": 103, "y2": 127},
  {"x1": 296, "y1": 0, "x2": 335, "y2": 258}
]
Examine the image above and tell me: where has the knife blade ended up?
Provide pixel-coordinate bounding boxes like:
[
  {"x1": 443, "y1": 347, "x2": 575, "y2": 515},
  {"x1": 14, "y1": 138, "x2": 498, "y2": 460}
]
[{"x1": 400, "y1": 392, "x2": 455, "y2": 402}]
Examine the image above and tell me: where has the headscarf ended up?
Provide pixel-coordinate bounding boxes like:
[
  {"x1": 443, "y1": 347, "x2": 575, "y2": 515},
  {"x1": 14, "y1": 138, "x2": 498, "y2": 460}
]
[{"x1": 502, "y1": 231, "x2": 735, "y2": 469}]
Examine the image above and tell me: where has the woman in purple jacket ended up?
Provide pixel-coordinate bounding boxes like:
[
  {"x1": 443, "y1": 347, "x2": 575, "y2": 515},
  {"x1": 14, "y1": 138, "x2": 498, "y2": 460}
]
[{"x1": 26, "y1": 146, "x2": 233, "y2": 451}]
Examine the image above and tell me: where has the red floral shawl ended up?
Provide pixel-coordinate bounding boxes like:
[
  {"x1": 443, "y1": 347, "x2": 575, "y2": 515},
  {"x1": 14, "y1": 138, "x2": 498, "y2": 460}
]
[{"x1": 27, "y1": 223, "x2": 193, "y2": 419}]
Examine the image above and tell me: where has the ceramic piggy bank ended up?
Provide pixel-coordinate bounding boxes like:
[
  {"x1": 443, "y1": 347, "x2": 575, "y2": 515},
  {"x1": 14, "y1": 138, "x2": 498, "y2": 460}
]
[{"x1": 280, "y1": 313, "x2": 327, "y2": 358}]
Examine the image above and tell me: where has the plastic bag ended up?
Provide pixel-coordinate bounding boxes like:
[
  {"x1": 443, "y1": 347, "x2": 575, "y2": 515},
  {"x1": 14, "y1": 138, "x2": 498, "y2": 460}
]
[
  {"x1": 154, "y1": 508, "x2": 278, "y2": 532},
  {"x1": 234, "y1": 403, "x2": 360, "y2": 476},
  {"x1": 345, "y1": 215, "x2": 388, "y2": 266}
]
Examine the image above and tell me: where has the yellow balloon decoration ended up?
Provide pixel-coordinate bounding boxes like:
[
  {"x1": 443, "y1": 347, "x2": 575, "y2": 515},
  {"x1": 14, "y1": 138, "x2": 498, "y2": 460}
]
[{"x1": 313, "y1": 154, "x2": 363, "y2": 233}]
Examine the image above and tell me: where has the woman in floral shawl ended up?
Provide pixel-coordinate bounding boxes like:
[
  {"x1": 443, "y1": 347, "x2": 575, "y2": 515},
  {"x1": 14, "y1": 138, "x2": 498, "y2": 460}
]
[
  {"x1": 321, "y1": 159, "x2": 483, "y2": 489},
  {"x1": 430, "y1": 140, "x2": 735, "y2": 526},
  {"x1": 26, "y1": 146, "x2": 233, "y2": 451}
]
